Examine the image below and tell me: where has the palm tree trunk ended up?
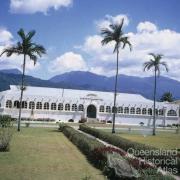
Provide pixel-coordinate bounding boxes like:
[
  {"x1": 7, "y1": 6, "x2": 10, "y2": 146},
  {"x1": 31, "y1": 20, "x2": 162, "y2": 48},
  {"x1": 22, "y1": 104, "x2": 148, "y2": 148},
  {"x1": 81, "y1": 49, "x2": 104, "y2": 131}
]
[
  {"x1": 17, "y1": 54, "x2": 26, "y2": 132},
  {"x1": 153, "y1": 69, "x2": 157, "y2": 136},
  {"x1": 112, "y1": 49, "x2": 119, "y2": 134}
]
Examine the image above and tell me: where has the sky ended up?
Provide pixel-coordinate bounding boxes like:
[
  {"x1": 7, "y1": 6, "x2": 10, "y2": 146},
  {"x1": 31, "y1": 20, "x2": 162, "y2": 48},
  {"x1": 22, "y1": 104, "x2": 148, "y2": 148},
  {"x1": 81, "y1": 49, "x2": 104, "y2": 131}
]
[{"x1": 0, "y1": 0, "x2": 180, "y2": 80}]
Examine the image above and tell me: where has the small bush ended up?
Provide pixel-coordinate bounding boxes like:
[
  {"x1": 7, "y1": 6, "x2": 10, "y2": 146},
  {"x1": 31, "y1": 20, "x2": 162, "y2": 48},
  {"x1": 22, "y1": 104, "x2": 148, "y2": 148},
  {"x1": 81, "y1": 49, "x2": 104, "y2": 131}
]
[
  {"x1": 0, "y1": 115, "x2": 14, "y2": 152},
  {"x1": 68, "y1": 119, "x2": 74, "y2": 122},
  {"x1": 107, "y1": 120, "x2": 112, "y2": 123},
  {"x1": 0, "y1": 115, "x2": 12, "y2": 127},
  {"x1": 25, "y1": 122, "x2": 30, "y2": 128},
  {"x1": 79, "y1": 118, "x2": 87, "y2": 123}
]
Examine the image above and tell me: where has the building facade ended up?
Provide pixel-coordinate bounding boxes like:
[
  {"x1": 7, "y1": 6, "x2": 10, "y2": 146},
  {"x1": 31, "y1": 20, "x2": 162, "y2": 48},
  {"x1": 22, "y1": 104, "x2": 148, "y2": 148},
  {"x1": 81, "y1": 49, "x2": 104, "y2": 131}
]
[{"x1": 0, "y1": 85, "x2": 179, "y2": 126}]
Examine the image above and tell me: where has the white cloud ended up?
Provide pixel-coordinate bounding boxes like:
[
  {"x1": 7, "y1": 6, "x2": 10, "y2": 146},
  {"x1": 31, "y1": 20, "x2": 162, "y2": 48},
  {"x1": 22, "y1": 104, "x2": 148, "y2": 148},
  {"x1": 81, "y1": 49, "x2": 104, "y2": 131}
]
[
  {"x1": 137, "y1": 21, "x2": 158, "y2": 33},
  {"x1": 78, "y1": 19, "x2": 180, "y2": 80},
  {"x1": 10, "y1": 0, "x2": 72, "y2": 14},
  {"x1": 49, "y1": 52, "x2": 87, "y2": 73},
  {"x1": 96, "y1": 14, "x2": 129, "y2": 30},
  {"x1": 0, "y1": 28, "x2": 13, "y2": 44}
]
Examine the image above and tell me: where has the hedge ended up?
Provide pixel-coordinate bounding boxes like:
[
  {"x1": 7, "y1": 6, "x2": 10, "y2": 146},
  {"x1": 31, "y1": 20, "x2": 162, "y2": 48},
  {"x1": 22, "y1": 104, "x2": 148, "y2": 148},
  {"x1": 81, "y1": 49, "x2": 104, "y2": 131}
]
[
  {"x1": 59, "y1": 123, "x2": 106, "y2": 169},
  {"x1": 79, "y1": 124, "x2": 180, "y2": 175}
]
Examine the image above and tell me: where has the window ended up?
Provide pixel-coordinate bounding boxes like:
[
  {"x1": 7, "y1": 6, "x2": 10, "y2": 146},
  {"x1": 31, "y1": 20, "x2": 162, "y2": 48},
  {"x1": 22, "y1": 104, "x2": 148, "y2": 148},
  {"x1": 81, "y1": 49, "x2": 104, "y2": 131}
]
[
  {"x1": 142, "y1": 108, "x2": 147, "y2": 115},
  {"x1": 14, "y1": 101, "x2": 20, "y2": 108},
  {"x1": 72, "y1": 104, "x2": 77, "y2": 111},
  {"x1": 44, "y1": 102, "x2": 49, "y2": 110},
  {"x1": 136, "y1": 108, "x2": 141, "y2": 114},
  {"x1": 117, "y1": 106, "x2": 123, "y2": 113},
  {"x1": 159, "y1": 109, "x2": 164, "y2": 116},
  {"x1": 167, "y1": 110, "x2": 177, "y2": 116},
  {"x1": 112, "y1": 106, "x2": 117, "y2": 113},
  {"x1": 36, "y1": 102, "x2": 42, "y2": 109},
  {"x1": 99, "y1": 105, "x2": 104, "y2": 112},
  {"x1": 22, "y1": 101, "x2": 27, "y2": 109},
  {"x1": 124, "y1": 107, "x2": 129, "y2": 114},
  {"x1": 106, "y1": 106, "x2": 111, "y2": 113},
  {"x1": 65, "y1": 104, "x2": 70, "y2": 111},
  {"x1": 130, "y1": 107, "x2": 135, "y2": 114},
  {"x1": 51, "y1": 103, "x2": 56, "y2": 110},
  {"x1": 29, "y1": 101, "x2": 35, "y2": 109},
  {"x1": 6, "y1": 100, "x2": 12, "y2": 108},
  {"x1": 58, "y1": 103, "x2": 63, "y2": 111},
  {"x1": 78, "y1": 104, "x2": 84, "y2": 112},
  {"x1": 148, "y1": 108, "x2": 152, "y2": 115}
]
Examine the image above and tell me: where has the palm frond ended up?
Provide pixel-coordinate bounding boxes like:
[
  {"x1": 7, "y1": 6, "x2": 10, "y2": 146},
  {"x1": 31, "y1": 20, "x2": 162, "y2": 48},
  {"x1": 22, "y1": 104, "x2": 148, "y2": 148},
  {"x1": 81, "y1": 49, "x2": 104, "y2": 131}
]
[{"x1": 27, "y1": 30, "x2": 36, "y2": 41}]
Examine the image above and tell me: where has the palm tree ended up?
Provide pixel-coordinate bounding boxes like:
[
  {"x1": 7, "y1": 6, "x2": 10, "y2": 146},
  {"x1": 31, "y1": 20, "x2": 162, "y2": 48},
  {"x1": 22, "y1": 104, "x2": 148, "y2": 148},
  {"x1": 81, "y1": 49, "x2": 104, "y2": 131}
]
[
  {"x1": 143, "y1": 53, "x2": 168, "y2": 135},
  {"x1": 101, "y1": 19, "x2": 132, "y2": 133},
  {"x1": 160, "y1": 92, "x2": 174, "y2": 102},
  {"x1": 1, "y1": 29, "x2": 46, "y2": 131}
]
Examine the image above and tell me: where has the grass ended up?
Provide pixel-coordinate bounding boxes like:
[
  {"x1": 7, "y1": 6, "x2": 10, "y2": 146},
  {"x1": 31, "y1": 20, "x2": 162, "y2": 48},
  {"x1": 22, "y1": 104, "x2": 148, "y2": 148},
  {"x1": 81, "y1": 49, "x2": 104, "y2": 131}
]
[
  {"x1": 101, "y1": 128, "x2": 180, "y2": 149},
  {"x1": 0, "y1": 127, "x2": 105, "y2": 180}
]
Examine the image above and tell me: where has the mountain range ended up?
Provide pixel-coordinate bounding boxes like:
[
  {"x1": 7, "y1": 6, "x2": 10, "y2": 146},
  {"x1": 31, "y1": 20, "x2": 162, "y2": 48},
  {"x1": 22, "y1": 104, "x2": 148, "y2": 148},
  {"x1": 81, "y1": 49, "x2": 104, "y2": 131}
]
[{"x1": 0, "y1": 68, "x2": 180, "y2": 100}]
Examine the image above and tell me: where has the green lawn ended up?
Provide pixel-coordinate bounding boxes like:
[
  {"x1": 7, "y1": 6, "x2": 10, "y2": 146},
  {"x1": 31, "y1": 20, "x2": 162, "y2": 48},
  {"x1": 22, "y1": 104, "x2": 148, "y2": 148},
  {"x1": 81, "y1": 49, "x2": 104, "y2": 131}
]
[
  {"x1": 0, "y1": 128, "x2": 105, "y2": 180},
  {"x1": 102, "y1": 129, "x2": 180, "y2": 149}
]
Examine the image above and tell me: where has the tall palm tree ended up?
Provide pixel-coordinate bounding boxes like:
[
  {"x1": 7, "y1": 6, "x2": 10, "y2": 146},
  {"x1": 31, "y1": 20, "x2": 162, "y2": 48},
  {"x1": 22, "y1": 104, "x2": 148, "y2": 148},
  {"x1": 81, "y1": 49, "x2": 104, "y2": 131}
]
[
  {"x1": 101, "y1": 19, "x2": 132, "y2": 133},
  {"x1": 1, "y1": 29, "x2": 46, "y2": 131},
  {"x1": 143, "y1": 53, "x2": 168, "y2": 135}
]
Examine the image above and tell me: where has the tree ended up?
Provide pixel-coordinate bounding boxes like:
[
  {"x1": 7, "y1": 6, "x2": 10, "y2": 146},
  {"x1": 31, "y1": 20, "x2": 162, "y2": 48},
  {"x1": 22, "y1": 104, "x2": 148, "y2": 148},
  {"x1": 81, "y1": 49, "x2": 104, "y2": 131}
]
[
  {"x1": 160, "y1": 92, "x2": 174, "y2": 102},
  {"x1": 101, "y1": 19, "x2": 132, "y2": 133},
  {"x1": 143, "y1": 53, "x2": 168, "y2": 135},
  {"x1": 1, "y1": 29, "x2": 46, "y2": 131}
]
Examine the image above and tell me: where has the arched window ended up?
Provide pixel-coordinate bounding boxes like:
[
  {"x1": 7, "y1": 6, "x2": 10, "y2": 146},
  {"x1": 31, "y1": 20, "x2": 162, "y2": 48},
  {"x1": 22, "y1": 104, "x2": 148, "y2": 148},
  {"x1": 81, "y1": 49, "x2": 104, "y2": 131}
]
[
  {"x1": 112, "y1": 106, "x2": 117, "y2": 113},
  {"x1": 51, "y1": 103, "x2": 56, "y2": 110},
  {"x1": 65, "y1": 104, "x2": 70, "y2": 111},
  {"x1": 155, "y1": 109, "x2": 158, "y2": 116},
  {"x1": 159, "y1": 109, "x2": 164, "y2": 116},
  {"x1": 72, "y1": 104, "x2": 77, "y2": 111},
  {"x1": 6, "y1": 100, "x2": 12, "y2": 108},
  {"x1": 99, "y1": 105, "x2": 104, "y2": 112},
  {"x1": 148, "y1": 108, "x2": 152, "y2": 115},
  {"x1": 130, "y1": 107, "x2": 135, "y2": 114},
  {"x1": 58, "y1": 103, "x2": 63, "y2": 111},
  {"x1": 136, "y1": 108, "x2": 141, "y2": 114},
  {"x1": 117, "y1": 106, "x2": 123, "y2": 114},
  {"x1": 142, "y1": 108, "x2": 147, "y2": 115},
  {"x1": 29, "y1": 101, "x2": 35, "y2": 109},
  {"x1": 36, "y1": 102, "x2": 42, "y2": 109},
  {"x1": 78, "y1": 104, "x2": 84, "y2": 111},
  {"x1": 0, "y1": 103, "x2": 1, "y2": 108},
  {"x1": 14, "y1": 100, "x2": 20, "y2": 108},
  {"x1": 22, "y1": 101, "x2": 27, "y2": 109},
  {"x1": 44, "y1": 102, "x2": 49, "y2": 110},
  {"x1": 167, "y1": 110, "x2": 177, "y2": 116},
  {"x1": 124, "y1": 107, "x2": 129, "y2": 114},
  {"x1": 106, "y1": 106, "x2": 111, "y2": 113}
]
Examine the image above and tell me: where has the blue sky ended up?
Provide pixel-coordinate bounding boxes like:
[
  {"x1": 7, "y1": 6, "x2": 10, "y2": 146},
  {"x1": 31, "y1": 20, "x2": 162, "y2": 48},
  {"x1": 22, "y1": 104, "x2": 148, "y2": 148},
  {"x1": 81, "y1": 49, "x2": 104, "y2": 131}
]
[{"x1": 0, "y1": 0, "x2": 180, "y2": 80}]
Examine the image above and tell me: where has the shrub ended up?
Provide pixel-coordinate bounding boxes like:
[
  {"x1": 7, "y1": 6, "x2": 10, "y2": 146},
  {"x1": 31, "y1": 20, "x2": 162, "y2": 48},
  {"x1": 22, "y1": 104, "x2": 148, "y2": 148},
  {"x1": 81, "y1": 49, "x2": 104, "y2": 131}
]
[
  {"x1": 79, "y1": 118, "x2": 87, "y2": 123},
  {"x1": 0, "y1": 115, "x2": 14, "y2": 152},
  {"x1": 68, "y1": 119, "x2": 74, "y2": 122},
  {"x1": 0, "y1": 115, "x2": 12, "y2": 127},
  {"x1": 107, "y1": 120, "x2": 112, "y2": 123},
  {"x1": 59, "y1": 124, "x2": 105, "y2": 169},
  {"x1": 25, "y1": 122, "x2": 30, "y2": 128}
]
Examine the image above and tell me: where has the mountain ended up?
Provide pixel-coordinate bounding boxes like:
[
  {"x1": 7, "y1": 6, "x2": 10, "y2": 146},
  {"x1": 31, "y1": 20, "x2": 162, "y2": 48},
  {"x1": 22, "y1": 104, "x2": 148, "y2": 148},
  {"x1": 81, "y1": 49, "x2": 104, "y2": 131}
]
[
  {"x1": 0, "y1": 69, "x2": 180, "y2": 100},
  {"x1": 49, "y1": 71, "x2": 180, "y2": 100},
  {"x1": 0, "y1": 70, "x2": 73, "y2": 92},
  {"x1": 0, "y1": 68, "x2": 22, "y2": 75}
]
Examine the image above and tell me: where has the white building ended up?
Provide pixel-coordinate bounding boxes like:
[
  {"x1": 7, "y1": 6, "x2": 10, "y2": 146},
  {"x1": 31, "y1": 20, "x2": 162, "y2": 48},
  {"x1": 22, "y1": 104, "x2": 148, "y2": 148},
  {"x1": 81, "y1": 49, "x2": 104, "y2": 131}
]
[{"x1": 0, "y1": 85, "x2": 179, "y2": 126}]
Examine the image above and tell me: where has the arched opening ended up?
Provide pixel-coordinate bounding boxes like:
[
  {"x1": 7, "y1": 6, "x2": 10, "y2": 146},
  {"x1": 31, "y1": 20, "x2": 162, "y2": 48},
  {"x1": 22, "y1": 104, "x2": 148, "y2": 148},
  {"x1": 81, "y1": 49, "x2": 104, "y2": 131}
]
[{"x1": 87, "y1": 105, "x2": 97, "y2": 118}]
